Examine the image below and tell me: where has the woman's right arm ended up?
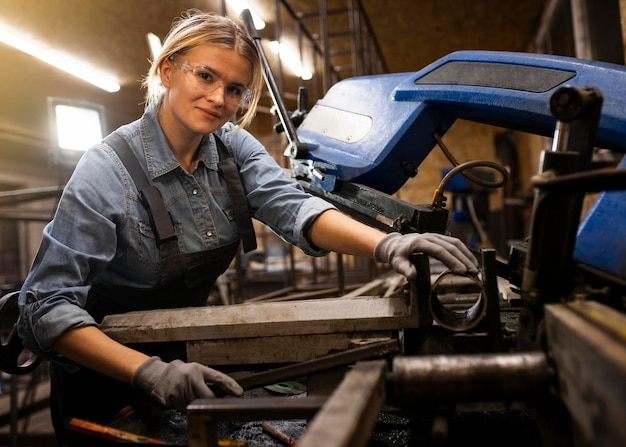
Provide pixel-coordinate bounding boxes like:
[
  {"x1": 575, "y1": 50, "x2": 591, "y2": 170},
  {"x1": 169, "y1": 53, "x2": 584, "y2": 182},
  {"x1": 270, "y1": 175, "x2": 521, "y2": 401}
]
[
  {"x1": 21, "y1": 144, "x2": 243, "y2": 410},
  {"x1": 53, "y1": 325, "x2": 243, "y2": 411},
  {"x1": 52, "y1": 326, "x2": 149, "y2": 382}
]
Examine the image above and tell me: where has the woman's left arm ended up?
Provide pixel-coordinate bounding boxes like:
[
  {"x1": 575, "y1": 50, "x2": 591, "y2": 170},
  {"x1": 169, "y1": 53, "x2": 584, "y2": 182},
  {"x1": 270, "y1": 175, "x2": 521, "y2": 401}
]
[
  {"x1": 306, "y1": 209, "x2": 479, "y2": 279},
  {"x1": 305, "y1": 209, "x2": 385, "y2": 257}
]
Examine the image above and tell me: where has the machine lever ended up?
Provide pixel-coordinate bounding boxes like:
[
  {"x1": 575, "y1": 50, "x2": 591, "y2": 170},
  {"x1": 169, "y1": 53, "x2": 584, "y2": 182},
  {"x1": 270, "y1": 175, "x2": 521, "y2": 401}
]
[
  {"x1": 240, "y1": 9, "x2": 308, "y2": 159},
  {"x1": 274, "y1": 86, "x2": 309, "y2": 134}
]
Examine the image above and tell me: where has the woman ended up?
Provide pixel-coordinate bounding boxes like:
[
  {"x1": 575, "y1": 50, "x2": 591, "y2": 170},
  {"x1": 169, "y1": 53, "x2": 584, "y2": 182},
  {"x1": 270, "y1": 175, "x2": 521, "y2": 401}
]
[{"x1": 17, "y1": 9, "x2": 477, "y2": 445}]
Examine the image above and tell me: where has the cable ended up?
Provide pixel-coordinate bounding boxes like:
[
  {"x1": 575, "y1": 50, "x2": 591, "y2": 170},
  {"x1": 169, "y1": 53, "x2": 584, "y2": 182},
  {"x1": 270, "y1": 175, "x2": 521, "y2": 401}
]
[{"x1": 431, "y1": 131, "x2": 509, "y2": 208}]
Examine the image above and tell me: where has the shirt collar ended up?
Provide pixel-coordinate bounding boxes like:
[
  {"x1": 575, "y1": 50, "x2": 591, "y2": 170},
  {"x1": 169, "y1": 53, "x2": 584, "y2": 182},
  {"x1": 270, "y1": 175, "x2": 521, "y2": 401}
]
[{"x1": 139, "y1": 106, "x2": 219, "y2": 179}]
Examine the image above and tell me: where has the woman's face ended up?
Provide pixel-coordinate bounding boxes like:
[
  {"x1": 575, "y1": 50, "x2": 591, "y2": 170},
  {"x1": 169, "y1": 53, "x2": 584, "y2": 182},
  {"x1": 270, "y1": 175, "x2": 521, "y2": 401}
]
[{"x1": 159, "y1": 45, "x2": 252, "y2": 138}]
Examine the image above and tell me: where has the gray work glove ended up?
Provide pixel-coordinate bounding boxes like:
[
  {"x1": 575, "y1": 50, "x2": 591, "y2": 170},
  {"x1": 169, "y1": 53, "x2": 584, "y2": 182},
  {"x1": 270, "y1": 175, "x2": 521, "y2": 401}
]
[
  {"x1": 131, "y1": 356, "x2": 244, "y2": 411},
  {"x1": 374, "y1": 232, "x2": 478, "y2": 280}
]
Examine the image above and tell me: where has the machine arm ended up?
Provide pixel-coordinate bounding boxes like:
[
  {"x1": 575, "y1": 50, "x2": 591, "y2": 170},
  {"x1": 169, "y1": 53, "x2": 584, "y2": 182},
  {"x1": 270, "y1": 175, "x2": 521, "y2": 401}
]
[{"x1": 295, "y1": 50, "x2": 626, "y2": 194}]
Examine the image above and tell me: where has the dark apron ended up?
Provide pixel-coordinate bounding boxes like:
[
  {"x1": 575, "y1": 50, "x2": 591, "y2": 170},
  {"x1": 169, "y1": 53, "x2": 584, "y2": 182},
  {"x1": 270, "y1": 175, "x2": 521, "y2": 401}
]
[
  {"x1": 50, "y1": 132, "x2": 254, "y2": 445},
  {"x1": 50, "y1": 241, "x2": 239, "y2": 446}
]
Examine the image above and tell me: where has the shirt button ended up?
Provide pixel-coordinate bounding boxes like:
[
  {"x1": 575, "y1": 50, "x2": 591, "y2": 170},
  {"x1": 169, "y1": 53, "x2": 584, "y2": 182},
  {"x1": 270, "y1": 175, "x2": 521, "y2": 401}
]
[
  {"x1": 206, "y1": 231, "x2": 213, "y2": 237},
  {"x1": 192, "y1": 188, "x2": 198, "y2": 195}
]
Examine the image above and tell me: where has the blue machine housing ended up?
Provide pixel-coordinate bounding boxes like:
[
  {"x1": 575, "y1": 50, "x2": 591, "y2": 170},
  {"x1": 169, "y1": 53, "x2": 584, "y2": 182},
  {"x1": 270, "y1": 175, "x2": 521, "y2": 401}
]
[
  {"x1": 297, "y1": 50, "x2": 626, "y2": 193},
  {"x1": 295, "y1": 50, "x2": 626, "y2": 279},
  {"x1": 574, "y1": 155, "x2": 626, "y2": 277}
]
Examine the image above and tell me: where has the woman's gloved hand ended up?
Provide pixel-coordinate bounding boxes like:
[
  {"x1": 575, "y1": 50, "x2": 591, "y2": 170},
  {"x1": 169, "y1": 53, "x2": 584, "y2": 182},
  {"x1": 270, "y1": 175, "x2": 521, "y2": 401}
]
[
  {"x1": 131, "y1": 356, "x2": 244, "y2": 411},
  {"x1": 374, "y1": 232, "x2": 479, "y2": 280}
]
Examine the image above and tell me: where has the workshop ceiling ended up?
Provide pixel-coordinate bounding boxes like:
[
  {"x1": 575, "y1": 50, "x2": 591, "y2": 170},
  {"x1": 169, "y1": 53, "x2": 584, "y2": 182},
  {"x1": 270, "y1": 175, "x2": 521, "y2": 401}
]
[{"x1": 0, "y1": 0, "x2": 545, "y2": 171}]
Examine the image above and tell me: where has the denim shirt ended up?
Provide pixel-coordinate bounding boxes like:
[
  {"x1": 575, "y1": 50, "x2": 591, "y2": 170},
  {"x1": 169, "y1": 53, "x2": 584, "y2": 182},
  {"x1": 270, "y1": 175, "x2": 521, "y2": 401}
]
[{"x1": 18, "y1": 106, "x2": 335, "y2": 361}]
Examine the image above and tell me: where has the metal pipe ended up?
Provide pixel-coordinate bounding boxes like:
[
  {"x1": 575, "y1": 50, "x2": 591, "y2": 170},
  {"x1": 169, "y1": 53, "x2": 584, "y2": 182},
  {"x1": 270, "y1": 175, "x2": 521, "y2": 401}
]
[
  {"x1": 570, "y1": 0, "x2": 593, "y2": 60},
  {"x1": 534, "y1": 0, "x2": 564, "y2": 52},
  {"x1": 388, "y1": 352, "x2": 551, "y2": 404},
  {"x1": 355, "y1": 0, "x2": 388, "y2": 73},
  {"x1": 428, "y1": 271, "x2": 486, "y2": 332},
  {"x1": 551, "y1": 121, "x2": 571, "y2": 152},
  {"x1": 348, "y1": 0, "x2": 363, "y2": 76},
  {"x1": 319, "y1": 0, "x2": 331, "y2": 93}
]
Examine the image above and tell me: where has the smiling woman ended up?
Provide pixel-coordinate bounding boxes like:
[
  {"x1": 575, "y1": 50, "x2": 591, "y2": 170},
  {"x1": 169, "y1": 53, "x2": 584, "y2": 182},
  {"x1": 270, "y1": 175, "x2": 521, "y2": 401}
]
[{"x1": 12, "y1": 9, "x2": 479, "y2": 447}]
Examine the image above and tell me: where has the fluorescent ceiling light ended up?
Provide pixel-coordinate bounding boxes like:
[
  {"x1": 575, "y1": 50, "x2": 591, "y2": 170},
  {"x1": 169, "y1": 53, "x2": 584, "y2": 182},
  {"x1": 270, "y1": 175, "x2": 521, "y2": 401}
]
[
  {"x1": 269, "y1": 41, "x2": 313, "y2": 80},
  {"x1": 146, "y1": 32, "x2": 162, "y2": 60},
  {"x1": 0, "y1": 24, "x2": 120, "y2": 93},
  {"x1": 225, "y1": 0, "x2": 266, "y2": 30}
]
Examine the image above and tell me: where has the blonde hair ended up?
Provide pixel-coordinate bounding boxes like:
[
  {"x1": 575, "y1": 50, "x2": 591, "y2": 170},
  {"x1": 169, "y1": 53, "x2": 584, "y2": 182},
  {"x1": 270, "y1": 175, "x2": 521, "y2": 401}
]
[{"x1": 143, "y1": 9, "x2": 262, "y2": 128}]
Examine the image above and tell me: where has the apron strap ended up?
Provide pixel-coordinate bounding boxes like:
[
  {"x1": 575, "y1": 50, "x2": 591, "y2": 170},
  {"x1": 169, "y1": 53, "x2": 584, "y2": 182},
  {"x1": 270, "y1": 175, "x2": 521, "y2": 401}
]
[
  {"x1": 104, "y1": 132, "x2": 180, "y2": 259},
  {"x1": 105, "y1": 132, "x2": 257, "y2": 255},
  {"x1": 214, "y1": 134, "x2": 257, "y2": 253}
]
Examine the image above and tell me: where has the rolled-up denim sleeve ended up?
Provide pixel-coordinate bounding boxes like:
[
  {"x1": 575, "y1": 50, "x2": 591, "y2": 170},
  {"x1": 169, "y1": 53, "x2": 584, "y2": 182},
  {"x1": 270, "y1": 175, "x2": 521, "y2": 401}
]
[
  {"x1": 17, "y1": 223, "x2": 101, "y2": 366},
  {"x1": 293, "y1": 196, "x2": 337, "y2": 256},
  {"x1": 224, "y1": 127, "x2": 337, "y2": 256},
  {"x1": 18, "y1": 287, "x2": 97, "y2": 366},
  {"x1": 17, "y1": 145, "x2": 124, "y2": 365}
]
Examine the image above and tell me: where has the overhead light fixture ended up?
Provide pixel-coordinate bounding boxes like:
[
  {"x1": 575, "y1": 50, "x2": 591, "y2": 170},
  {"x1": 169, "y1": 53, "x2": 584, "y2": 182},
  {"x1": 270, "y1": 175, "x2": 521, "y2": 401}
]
[
  {"x1": 0, "y1": 24, "x2": 120, "y2": 93},
  {"x1": 225, "y1": 0, "x2": 266, "y2": 30},
  {"x1": 269, "y1": 41, "x2": 313, "y2": 80},
  {"x1": 146, "y1": 32, "x2": 162, "y2": 60},
  {"x1": 48, "y1": 97, "x2": 107, "y2": 168}
]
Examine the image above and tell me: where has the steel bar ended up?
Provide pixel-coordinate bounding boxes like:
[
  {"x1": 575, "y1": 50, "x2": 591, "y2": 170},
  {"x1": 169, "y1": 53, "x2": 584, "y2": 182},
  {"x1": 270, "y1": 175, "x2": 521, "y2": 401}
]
[
  {"x1": 298, "y1": 360, "x2": 387, "y2": 447},
  {"x1": 388, "y1": 352, "x2": 551, "y2": 405},
  {"x1": 545, "y1": 301, "x2": 626, "y2": 447},
  {"x1": 236, "y1": 338, "x2": 399, "y2": 390},
  {"x1": 482, "y1": 248, "x2": 503, "y2": 349},
  {"x1": 101, "y1": 296, "x2": 417, "y2": 344}
]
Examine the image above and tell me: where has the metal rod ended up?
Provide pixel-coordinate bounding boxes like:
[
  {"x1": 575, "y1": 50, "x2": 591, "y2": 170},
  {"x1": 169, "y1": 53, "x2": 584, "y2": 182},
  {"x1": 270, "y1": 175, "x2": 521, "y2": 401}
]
[
  {"x1": 236, "y1": 339, "x2": 399, "y2": 390},
  {"x1": 388, "y1": 352, "x2": 551, "y2": 404},
  {"x1": 355, "y1": 0, "x2": 388, "y2": 73},
  {"x1": 551, "y1": 121, "x2": 571, "y2": 152},
  {"x1": 534, "y1": 0, "x2": 564, "y2": 52},
  {"x1": 570, "y1": 0, "x2": 593, "y2": 60},
  {"x1": 319, "y1": 0, "x2": 331, "y2": 93},
  {"x1": 348, "y1": 0, "x2": 362, "y2": 76}
]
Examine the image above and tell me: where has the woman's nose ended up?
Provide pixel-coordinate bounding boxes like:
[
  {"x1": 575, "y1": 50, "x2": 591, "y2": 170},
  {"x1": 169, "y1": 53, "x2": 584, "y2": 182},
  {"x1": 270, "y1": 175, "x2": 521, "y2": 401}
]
[{"x1": 206, "y1": 84, "x2": 225, "y2": 105}]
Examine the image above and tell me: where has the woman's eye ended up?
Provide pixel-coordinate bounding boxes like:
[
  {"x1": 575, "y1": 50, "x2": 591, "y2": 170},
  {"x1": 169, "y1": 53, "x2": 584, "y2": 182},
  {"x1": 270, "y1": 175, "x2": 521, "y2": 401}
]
[
  {"x1": 196, "y1": 70, "x2": 214, "y2": 83},
  {"x1": 227, "y1": 85, "x2": 243, "y2": 97}
]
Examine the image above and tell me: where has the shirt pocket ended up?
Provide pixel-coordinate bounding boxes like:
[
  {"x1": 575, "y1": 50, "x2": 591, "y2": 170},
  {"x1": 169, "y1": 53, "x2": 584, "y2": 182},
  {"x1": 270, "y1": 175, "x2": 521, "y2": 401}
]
[
  {"x1": 134, "y1": 217, "x2": 185, "y2": 264},
  {"x1": 134, "y1": 219, "x2": 161, "y2": 266}
]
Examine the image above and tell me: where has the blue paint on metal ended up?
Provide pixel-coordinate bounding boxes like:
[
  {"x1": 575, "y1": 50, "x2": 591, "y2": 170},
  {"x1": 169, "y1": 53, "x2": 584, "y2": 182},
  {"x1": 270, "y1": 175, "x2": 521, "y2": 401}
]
[
  {"x1": 574, "y1": 155, "x2": 626, "y2": 278},
  {"x1": 296, "y1": 50, "x2": 626, "y2": 279},
  {"x1": 297, "y1": 50, "x2": 626, "y2": 194}
]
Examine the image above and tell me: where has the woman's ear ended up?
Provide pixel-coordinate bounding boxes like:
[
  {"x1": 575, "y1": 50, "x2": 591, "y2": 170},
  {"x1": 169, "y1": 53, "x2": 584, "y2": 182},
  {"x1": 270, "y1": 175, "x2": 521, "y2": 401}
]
[{"x1": 160, "y1": 58, "x2": 174, "y2": 89}]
